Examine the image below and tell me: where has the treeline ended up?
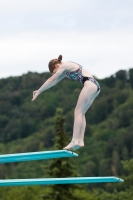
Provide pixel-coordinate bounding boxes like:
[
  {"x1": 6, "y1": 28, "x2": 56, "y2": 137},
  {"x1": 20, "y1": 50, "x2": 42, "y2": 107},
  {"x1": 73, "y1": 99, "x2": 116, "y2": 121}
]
[
  {"x1": 0, "y1": 68, "x2": 133, "y2": 180},
  {"x1": 0, "y1": 69, "x2": 133, "y2": 141},
  {"x1": 0, "y1": 108, "x2": 133, "y2": 200}
]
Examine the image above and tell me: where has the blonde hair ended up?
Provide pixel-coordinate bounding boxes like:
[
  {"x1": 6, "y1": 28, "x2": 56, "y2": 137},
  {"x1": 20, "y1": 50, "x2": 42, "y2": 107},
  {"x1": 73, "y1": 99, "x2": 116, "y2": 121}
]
[{"x1": 48, "y1": 55, "x2": 62, "y2": 73}]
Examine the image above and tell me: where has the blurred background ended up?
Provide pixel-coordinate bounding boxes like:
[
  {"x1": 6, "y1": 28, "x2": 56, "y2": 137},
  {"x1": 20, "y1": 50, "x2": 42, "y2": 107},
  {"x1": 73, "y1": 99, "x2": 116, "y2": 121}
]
[{"x1": 0, "y1": 1, "x2": 133, "y2": 200}]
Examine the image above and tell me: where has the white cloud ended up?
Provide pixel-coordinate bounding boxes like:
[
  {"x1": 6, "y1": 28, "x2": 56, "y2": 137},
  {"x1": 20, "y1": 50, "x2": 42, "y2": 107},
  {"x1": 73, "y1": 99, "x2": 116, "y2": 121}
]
[
  {"x1": 0, "y1": 0, "x2": 133, "y2": 79},
  {"x1": 0, "y1": 0, "x2": 85, "y2": 15},
  {"x1": 0, "y1": 30, "x2": 133, "y2": 79}
]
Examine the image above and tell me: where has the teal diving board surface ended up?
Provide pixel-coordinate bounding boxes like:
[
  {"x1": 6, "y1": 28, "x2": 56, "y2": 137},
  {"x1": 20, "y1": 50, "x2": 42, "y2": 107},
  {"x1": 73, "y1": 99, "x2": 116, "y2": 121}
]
[
  {"x1": 0, "y1": 177, "x2": 124, "y2": 186},
  {"x1": 0, "y1": 150, "x2": 78, "y2": 163}
]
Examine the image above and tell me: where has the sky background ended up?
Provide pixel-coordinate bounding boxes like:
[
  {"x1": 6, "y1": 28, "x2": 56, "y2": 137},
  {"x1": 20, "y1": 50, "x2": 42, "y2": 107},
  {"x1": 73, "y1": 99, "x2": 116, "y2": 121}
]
[{"x1": 0, "y1": 0, "x2": 133, "y2": 79}]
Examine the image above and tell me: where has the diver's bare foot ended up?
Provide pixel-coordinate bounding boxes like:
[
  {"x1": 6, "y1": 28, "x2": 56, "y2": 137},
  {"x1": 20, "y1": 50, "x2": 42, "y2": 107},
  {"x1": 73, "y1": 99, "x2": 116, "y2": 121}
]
[
  {"x1": 63, "y1": 141, "x2": 79, "y2": 151},
  {"x1": 72, "y1": 143, "x2": 84, "y2": 150},
  {"x1": 72, "y1": 141, "x2": 84, "y2": 150},
  {"x1": 78, "y1": 142, "x2": 84, "y2": 148}
]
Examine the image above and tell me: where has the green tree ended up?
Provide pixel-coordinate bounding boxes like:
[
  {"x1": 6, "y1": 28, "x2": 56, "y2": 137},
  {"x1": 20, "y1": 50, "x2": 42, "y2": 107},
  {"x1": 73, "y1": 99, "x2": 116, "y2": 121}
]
[
  {"x1": 111, "y1": 150, "x2": 121, "y2": 176},
  {"x1": 122, "y1": 158, "x2": 133, "y2": 186},
  {"x1": 42, "y1": 108, "x2": 86, "y2": 200},
  {"x1": 93, "y1": 159, "x2": 133, "y2": 200},
  {"x1": 0, "y1": 186, "x2": 40, "y2": 200}
]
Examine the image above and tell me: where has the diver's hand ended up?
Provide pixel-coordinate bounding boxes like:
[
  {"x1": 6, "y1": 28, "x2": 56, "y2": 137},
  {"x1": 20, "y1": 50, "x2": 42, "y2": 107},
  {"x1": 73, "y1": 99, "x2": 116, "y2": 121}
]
[{"x1": 32, "y1": 90, "x2": 41, "y2": 101}]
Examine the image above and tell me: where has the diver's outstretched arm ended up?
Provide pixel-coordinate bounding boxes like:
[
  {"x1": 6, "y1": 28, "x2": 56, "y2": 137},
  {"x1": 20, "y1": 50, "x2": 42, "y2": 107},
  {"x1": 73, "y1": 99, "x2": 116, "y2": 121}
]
[{"x1": 32, "y1": 67, "x2": 66, "y2": 101}]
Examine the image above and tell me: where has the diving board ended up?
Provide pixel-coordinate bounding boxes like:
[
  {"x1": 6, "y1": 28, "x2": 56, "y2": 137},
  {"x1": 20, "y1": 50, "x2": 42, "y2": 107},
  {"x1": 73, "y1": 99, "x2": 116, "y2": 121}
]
[
  {"x1": 0, "y1": 177, "x2": 124, "y2": 186},
  {"x1": 0, "y1": 150, "x2": 78, "y2": 164}
]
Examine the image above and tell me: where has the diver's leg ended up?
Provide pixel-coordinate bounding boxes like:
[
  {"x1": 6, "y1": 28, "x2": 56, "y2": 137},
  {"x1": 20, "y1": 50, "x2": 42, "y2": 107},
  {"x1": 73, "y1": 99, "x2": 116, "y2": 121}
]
[
  {"x1": 77, "y1": 115, "x2": 86, "y2": 147},
  {"x1": 78, "y1": 90, "x2": 100, "y2": 148},
  {"x1": 63, "y1": 81, "x2": 97, "y2": 150}
]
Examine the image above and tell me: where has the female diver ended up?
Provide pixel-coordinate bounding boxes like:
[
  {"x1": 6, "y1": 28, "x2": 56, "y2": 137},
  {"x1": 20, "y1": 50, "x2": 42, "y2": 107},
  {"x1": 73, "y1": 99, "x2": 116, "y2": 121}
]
[{"x1": 32, "y1": 55, "x2": 100, "y2": 151}]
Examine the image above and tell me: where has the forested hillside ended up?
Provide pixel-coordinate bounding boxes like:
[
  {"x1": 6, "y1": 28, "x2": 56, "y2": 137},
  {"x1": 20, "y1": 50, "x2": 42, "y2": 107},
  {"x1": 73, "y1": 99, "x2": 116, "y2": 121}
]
[{"x1": 0, "y1": 68, "x2": 133, "y2": 180}]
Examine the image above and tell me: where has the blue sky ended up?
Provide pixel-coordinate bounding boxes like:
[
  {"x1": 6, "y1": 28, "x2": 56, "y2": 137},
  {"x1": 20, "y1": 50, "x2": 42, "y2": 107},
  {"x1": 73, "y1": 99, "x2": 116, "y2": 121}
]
[{"x1": 0, "y1": 0, "x2": 133, "y2": 79}]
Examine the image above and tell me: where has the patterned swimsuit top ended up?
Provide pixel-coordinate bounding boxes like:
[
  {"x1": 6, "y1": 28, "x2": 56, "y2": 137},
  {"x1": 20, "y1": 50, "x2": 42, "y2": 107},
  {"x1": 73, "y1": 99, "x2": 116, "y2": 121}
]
[{"x1": 65, "y1": 62, "x2": 83, "y2": 84}]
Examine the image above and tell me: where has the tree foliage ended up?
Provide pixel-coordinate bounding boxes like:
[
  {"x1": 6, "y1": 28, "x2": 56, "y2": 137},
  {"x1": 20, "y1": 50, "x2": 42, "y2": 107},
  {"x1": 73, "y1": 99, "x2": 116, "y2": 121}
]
[{"x1": 0, "y1": 68, "x2": 133, "y2": 198}]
